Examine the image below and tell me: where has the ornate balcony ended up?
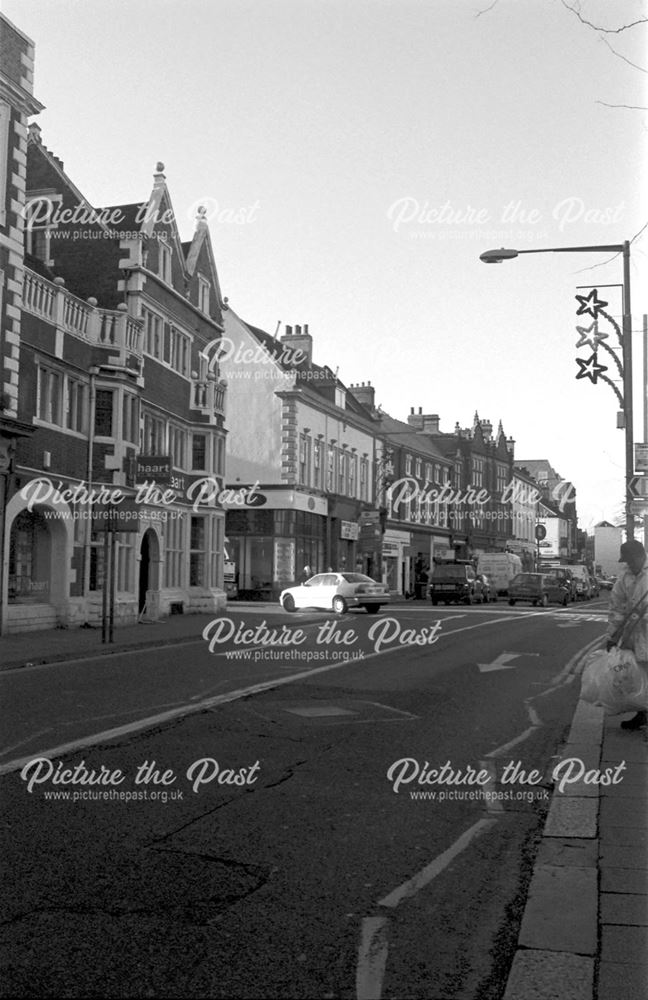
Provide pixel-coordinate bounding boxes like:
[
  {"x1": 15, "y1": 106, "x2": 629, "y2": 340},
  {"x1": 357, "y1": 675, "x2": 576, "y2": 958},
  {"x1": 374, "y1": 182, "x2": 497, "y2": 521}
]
[
  {"x1": 192, "y1": 374, "x2": 227, "y2": 421},
  {"x1": 22, "y1": 268, "x2": 143, "y2": 362}
]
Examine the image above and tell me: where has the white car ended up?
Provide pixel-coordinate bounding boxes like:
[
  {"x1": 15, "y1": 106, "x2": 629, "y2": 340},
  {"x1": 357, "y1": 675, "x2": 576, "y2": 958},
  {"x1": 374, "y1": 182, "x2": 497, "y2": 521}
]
[{"x1": 280, "y1": 572, "x2": 390, "y2": 615}]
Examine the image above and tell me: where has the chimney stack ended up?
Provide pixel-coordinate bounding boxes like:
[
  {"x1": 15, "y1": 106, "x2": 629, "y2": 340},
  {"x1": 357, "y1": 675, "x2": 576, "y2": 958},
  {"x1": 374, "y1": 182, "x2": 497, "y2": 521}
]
[
  {"x1": 349, "y1": 381, "x2": 376, "y2": 412},
  {"x1": 279, "y1": 322, "x2": 313, "y2": 365}
]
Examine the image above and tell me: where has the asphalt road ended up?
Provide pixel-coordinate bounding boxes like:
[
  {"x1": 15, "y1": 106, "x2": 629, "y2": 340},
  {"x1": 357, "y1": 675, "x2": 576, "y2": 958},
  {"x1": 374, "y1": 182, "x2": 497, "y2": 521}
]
[{"x1": 0, "y1": 599, "x2": 609, "y2": 998}]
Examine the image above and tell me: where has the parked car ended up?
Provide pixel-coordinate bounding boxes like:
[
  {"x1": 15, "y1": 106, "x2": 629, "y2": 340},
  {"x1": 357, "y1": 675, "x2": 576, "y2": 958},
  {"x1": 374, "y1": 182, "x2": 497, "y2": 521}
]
[
  {"x1": 476, "y1": 573, "x2": 496, "y2": 603},
  {"x1": 508, "y1": 573, "x2": 570, "y2": 608},
  {"x1": 566, "y1": 564, "x2": 594, "y2": 600},
  {"x1": 542, "y1": 566, "x2": 576, "y2": 602},
  {"x1": 280, "y1": 572, "x2": 390, "y2": 614},
  {"x1": 428, "y1": 563, "x2": 485, "y2": 605}
]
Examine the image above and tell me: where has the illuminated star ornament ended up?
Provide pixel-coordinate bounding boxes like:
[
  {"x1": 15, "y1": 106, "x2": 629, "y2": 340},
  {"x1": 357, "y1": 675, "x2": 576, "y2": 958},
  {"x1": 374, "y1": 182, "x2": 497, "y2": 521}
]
[
  {"x1": 575, "y1": 288, "x2": 608, "y2": 319},
  {"x1": 575, "y1": 353, "x2": 608, "y2": 384},
  {"x1": 575, "y1": 320, "x2": 609, "y2": 350}
]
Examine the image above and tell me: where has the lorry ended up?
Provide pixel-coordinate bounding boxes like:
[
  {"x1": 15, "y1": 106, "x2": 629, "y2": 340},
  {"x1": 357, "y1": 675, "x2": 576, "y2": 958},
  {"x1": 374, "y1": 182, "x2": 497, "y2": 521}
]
[{"x1": 476, "y1": 552, "x2": 523, "y2": 596}]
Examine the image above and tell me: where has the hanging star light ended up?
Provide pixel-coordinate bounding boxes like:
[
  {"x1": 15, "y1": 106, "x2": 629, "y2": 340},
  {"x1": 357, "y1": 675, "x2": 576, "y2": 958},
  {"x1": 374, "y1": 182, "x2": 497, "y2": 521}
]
[
  {"x1": 575, "y1": 353, "x2": 608, "y2": 384},
  {"x1": 575, "y1": 288, "x2": 608, "y2": 319},
  {"x1": 575, "y1": 320, "x2": 609, "y2": 350}
]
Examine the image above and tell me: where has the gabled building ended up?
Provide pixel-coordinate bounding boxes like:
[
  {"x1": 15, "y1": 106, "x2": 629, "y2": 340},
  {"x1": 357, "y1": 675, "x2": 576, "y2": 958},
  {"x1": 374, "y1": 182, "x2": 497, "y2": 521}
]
[
  {"x1": 371, "y1": 407, "x2": 454, "y2": 595},
  {"x1": 410, "y1": 410, "x2": 516, "y2": 560},
  {"x1": 594, "y1": 520, "x2": 622, "y2": 577},
  {"x1": 219, "y1": 313, "x2": 379, "y2": 597},
  {"x1": 515, "y1": 458, "x2": 578, "y2": 563},
  {"x1": 3, "y1": 122, "x2": 228, "y2": 631}
]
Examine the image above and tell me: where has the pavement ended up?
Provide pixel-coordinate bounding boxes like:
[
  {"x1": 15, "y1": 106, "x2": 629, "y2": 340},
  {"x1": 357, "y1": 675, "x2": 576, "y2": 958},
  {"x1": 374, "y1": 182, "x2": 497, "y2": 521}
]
[{"x1": 1, "y1": 605, "x2": 646, "y2": 998}]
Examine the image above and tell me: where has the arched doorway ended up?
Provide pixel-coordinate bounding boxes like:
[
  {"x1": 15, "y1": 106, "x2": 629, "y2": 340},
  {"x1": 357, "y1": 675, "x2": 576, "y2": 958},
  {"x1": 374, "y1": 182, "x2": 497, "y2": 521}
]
[{"x1": 138, "y1": 528, "x2": 160, "y2": 614}]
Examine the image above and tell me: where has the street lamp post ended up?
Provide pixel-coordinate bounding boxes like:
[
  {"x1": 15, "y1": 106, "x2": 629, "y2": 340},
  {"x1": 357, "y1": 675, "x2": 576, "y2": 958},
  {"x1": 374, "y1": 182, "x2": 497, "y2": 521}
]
[{"x1": 480, "y1": 242, "x2": 634, "y2": 540}]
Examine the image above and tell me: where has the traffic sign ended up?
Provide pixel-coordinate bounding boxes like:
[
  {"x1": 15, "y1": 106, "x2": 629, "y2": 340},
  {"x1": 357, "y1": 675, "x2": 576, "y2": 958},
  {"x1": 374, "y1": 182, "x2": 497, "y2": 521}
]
[
  {"x1": 636, "y1": 444, "x2": 648, "y2": 473},
  {"x1": 629, "y1": 475, "x2": 648, "y2": 499},
  {"x1": 535, "y1": 524, "x2": 547, "y2": 540}
]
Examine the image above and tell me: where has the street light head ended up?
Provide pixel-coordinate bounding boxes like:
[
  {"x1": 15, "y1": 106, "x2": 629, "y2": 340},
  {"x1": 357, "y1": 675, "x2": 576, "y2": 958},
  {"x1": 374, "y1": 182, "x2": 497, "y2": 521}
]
[{"x1": 479, "y1": 248, "x2": 519, "y2": 264}]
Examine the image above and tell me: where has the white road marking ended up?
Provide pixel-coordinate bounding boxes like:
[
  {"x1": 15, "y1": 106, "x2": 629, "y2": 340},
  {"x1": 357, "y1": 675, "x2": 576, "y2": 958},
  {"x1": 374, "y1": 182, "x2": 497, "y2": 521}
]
[
  {"x1": 354, "y1": 636, "x2": 602, "y2": 998},
  {"x1": 376, "y1": 818, "x2": 497, "y2": 910},
  {"x1": 356, "y1": 916, "x2": 389, "y2": 1000}
]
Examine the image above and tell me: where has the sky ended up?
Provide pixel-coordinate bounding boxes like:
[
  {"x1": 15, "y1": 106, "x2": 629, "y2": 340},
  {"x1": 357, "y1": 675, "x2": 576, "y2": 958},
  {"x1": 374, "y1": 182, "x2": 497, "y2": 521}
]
[{"x1": 6, "y1": 0, "x2": 648, "y2": 531}]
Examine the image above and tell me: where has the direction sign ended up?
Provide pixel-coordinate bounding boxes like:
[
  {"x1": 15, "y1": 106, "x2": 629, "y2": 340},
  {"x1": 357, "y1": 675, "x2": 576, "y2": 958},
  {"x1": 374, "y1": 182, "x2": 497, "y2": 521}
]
[{"x1": 629, "y1": 475, "x2": 648, "y2": 500}]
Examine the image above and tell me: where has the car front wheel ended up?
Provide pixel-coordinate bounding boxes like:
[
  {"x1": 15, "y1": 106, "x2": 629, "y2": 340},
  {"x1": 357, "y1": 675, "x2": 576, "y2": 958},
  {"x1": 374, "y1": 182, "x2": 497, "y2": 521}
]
[
  {"x1": 332, "y1": 596, "x2": 347, "y2": 614},
  {"x1": 282, "y1": 595, "x2": 295, "y2": 613}
]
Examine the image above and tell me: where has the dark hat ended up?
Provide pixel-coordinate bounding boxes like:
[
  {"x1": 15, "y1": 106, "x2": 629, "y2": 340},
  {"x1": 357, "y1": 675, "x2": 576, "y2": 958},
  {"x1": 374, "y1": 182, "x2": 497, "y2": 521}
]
[{"x1": 619, "y1": 540, "x2": 646, "y2": 562}]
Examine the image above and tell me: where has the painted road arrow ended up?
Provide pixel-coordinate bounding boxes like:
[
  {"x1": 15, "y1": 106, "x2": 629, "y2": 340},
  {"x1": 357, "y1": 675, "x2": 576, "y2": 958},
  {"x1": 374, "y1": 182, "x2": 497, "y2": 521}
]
[{"x1": 477, "y1": 651, "x2": 540, "y2": 673}]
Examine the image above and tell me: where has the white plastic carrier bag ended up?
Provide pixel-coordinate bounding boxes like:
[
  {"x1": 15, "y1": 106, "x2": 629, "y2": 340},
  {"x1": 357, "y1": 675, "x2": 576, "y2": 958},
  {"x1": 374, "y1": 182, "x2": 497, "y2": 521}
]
[{"x1": 581, "y1": 646, "x2": 648, "y2": 715}]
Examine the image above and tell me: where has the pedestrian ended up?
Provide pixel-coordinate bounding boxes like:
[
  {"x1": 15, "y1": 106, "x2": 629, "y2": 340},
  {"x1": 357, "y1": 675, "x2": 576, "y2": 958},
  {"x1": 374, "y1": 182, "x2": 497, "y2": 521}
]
[
  {"x1": 299, "y1": 564, "x2": 312, "y2": 584},
  {"x1": 605, "y1": 539, "x2": 648, "y2": 730}
]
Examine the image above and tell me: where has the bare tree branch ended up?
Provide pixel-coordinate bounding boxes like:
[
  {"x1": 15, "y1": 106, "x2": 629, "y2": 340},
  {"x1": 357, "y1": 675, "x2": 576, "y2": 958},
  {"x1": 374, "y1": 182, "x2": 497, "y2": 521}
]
[
  {"x1": 600, "y1": 36, "x2": 648, "y2": 73},
  {"x1": 596, "y1": 101, "x2": 648, "y2": 110},
  {"x1": 474, "y1": 0, "x2": 500, "y2": 18},
  {"x1": 560, "y1": 0, "x2": 648, "y2": 34}
]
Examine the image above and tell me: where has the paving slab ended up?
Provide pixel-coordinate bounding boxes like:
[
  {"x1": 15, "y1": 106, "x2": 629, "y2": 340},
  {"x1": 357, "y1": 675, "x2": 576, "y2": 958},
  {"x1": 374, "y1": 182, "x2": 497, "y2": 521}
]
[
  {"x1": 600, "y1": 867, "x2": 648, "y2": 895},
  {"x1": 518, "y1": 865, "x2": 597, "y2": 954},
  {"x1": 597, "y1": 962, "x2": 648, "y2": 1000},
  {"x1": 601, "y1": 925, "x2": 648, "y2": 965},
  {"x1": 544, "y1": 796, "x2": 598, "y2": 838},
  {"x1": 599, "y1": 844, "x2": 648, "y2": 871},
  {"x1": 535, "y1": 837, "x2": 597, "y2": 868},
  {"x1": 601, "y1": 892, "x2": 648, "y2": 926},
  {"x1": 601, "y1": 826, "x2": 648, "y2": 847},
  {"x1": 503, "y1": 950, "x2": 594, "y2": 1000},
  {"x1": 599, "y1": 798, "x2": 648, "y2": 829}
]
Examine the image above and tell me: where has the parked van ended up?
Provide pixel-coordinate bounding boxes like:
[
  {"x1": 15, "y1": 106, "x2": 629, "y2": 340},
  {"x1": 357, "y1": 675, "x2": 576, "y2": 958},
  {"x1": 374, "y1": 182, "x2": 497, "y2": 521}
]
[{"x1": 476, "y1": 552, "x2": 523, "y2": 596}]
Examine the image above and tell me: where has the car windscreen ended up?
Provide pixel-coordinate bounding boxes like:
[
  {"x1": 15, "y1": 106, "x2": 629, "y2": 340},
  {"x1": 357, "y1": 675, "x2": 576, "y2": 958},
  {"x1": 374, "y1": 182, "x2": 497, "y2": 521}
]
[{"x1": 432, "y1": 567, "x2": 467, "y2": 579}]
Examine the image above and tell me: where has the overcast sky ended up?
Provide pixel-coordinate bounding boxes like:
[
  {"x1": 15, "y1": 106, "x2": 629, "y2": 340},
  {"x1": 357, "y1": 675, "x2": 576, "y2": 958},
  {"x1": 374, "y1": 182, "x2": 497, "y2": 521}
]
[{"x1": 6, "y1": 0, "x2": 648, "y2": 530}]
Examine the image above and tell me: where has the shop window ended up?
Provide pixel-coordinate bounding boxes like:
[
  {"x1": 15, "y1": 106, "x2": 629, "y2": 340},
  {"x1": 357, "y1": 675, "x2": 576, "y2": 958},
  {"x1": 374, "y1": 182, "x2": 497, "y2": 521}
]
[{"x1": 8, "y1": 510, "x2": 52, "y2": 604}]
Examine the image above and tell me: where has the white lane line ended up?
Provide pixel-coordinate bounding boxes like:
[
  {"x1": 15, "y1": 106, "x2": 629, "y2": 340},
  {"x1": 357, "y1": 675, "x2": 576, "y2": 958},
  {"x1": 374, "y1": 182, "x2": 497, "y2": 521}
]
[
  {"x1": 356, "y1": 916, "x2": 389, "y2": 1000},
  {"x1": 486, "y1": 726, "x2": 539, "y2": 760},
  {"x1": 376, "y1": 817, "x2": 497, "y2": 910},
  {"x1": 479, "y1": 759, "x2": 505, "y2": 814}
]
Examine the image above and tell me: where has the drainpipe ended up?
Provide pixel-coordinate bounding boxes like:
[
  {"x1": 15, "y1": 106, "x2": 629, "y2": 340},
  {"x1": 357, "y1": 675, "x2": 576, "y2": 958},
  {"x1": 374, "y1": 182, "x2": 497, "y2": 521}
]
[{"x1": 83, "y1": 366, "x2": 100, "y2": 609}]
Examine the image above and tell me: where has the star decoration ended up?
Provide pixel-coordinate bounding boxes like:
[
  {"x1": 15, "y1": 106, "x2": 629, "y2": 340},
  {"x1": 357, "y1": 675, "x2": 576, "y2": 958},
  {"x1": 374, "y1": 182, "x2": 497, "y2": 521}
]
[
  {"x1": 575, "y1": 289, "x2": 608, "y2": 319},
  {"x1": 575, "y1": 353, "x2": 608, "y2": 384},
  {"x1": 575, "y1": 320, "x2": 609, "y2": 350}
]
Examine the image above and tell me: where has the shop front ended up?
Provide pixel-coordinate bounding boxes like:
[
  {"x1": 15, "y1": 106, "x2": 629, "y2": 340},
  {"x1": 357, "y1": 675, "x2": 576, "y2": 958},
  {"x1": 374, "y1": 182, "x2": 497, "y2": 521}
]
[
  {"x1": 224, "y1": 488, "x2": 328, "y2": 600},
  {"x1": 381, "y1": 529, "x2": 411, "y2": 595}
]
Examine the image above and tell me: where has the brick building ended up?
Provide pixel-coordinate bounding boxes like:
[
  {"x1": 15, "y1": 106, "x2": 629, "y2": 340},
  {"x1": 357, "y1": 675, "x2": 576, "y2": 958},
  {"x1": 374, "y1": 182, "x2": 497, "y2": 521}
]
[{"x1": 2, "y1": 96, "x2": 228, "y2": 630}]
